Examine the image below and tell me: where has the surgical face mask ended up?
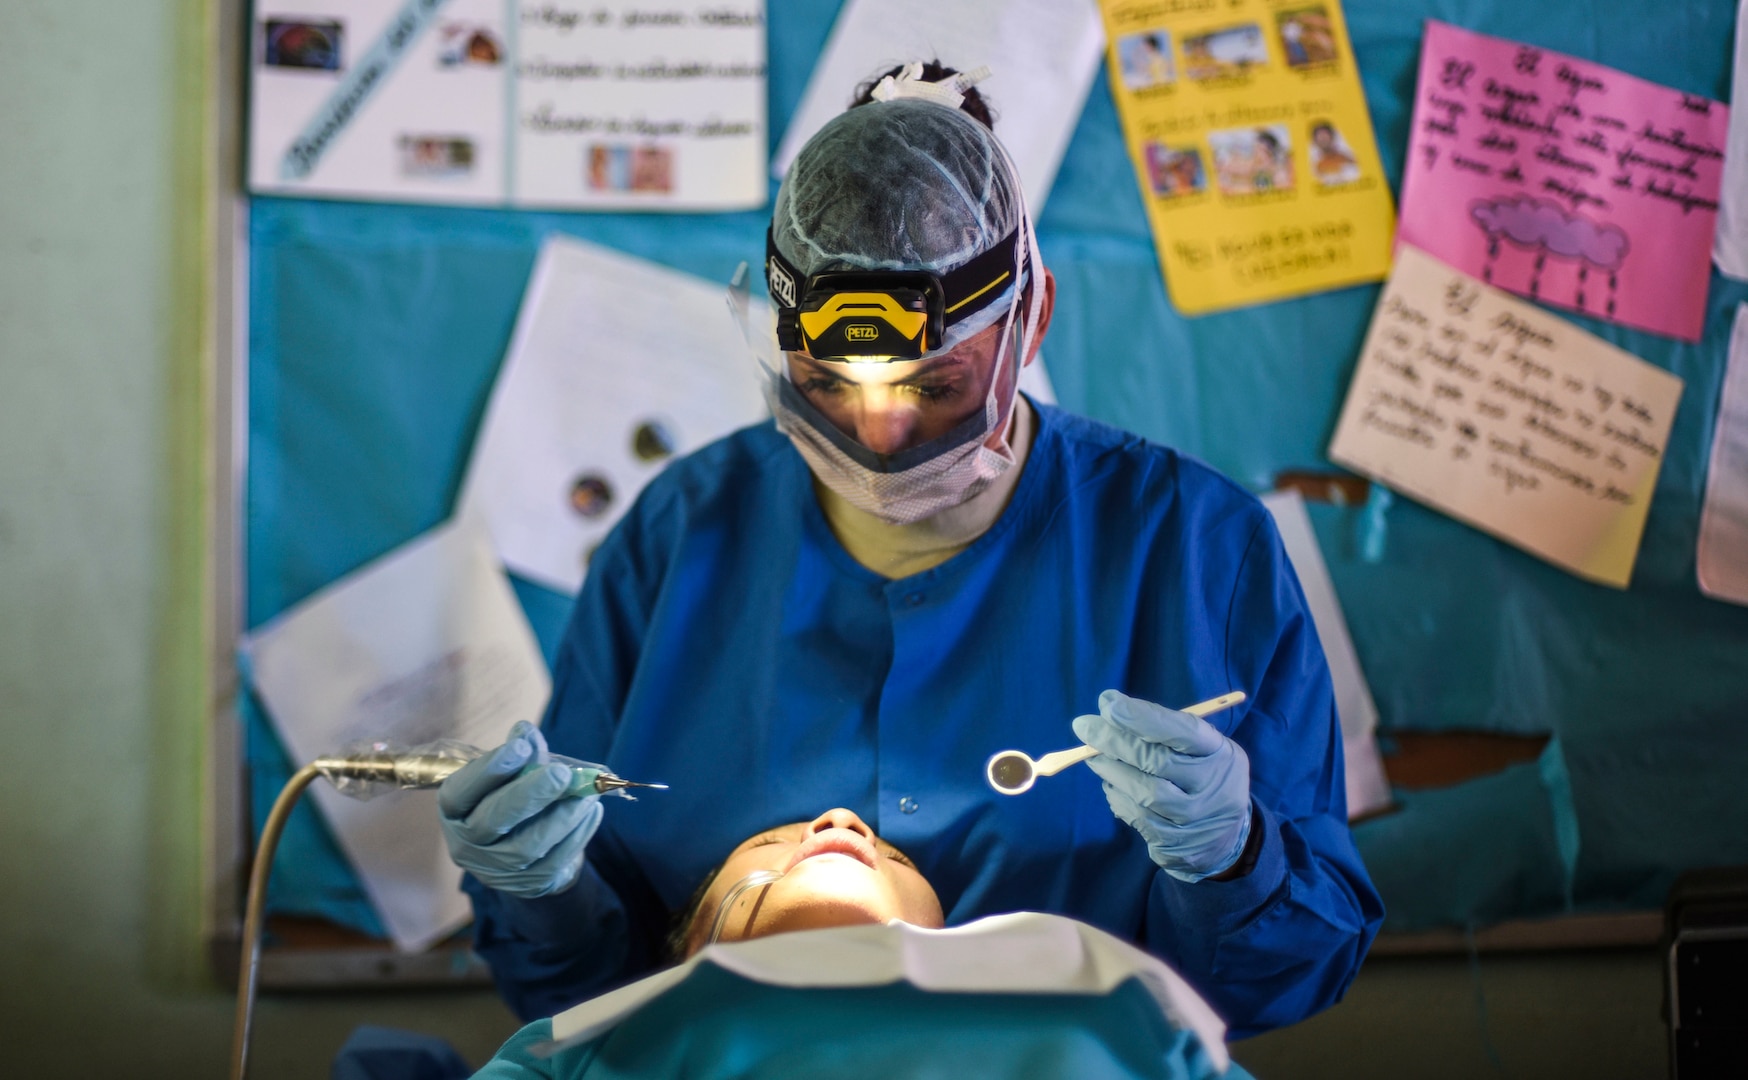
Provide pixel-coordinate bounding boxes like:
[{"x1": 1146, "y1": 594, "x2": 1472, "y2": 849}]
[{"x1": 732, "y1": 206, "x2": 1046, "y2": 526}]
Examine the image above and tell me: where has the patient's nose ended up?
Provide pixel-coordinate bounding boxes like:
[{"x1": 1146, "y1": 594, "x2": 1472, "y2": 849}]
[{"x1": 807, "y1": 808, "x2": 872, "y2": 839}]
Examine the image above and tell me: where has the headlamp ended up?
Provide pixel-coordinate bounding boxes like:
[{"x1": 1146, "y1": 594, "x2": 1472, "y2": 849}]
[{"x1": 767, "y1": 227, "x2": 1019, "y2": 363}]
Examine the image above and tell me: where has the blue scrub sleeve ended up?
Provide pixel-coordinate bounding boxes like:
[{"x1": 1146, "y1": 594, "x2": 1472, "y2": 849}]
[
  {"x1": 1143, "y1": 516, "x2": 1384, "y2": 1037},
  {"x1": 463, "y1": 863, "x2": 634, "y2": 1022}
]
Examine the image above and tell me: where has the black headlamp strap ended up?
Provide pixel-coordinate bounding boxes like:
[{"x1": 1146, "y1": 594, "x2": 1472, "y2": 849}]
[
  {"x1": 937, "y1": 227, "x2": 1020, "y2": 327},
  {"x1": 765, "y1": 226, "x2": 1021, "y2": 331},
  {"x1": 765, "y1": 228, "x2": 802, "y2": 311}
]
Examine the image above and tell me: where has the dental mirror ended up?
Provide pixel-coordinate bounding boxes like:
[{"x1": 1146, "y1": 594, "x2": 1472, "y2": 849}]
[{"x1": 985, "y1": 691, "x2": 1247, "y2": 796}]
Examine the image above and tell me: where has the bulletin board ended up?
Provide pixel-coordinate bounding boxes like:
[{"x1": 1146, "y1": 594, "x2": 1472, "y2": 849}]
[{"x1": 242, "y1": 0, "x2": 1748, "y2": 944}]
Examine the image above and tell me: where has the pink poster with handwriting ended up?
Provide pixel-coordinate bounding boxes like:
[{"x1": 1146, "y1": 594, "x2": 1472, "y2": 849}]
[{"x1": 1399, "y1": 21, "x2": 1728, "y2": 342}]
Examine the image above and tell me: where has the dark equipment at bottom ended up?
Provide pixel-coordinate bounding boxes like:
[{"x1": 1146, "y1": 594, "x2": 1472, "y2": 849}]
[{"x1": 1665, "y1": 865, "x2": 1748, "y2": 1078}]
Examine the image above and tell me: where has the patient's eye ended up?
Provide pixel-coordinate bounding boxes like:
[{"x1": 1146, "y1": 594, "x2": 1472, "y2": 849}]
[
  {"x1": 743, "y1": 831, "x2": 788, "y2": 850},
  {"x1": 881, "y1": 844, "x2": 916, "y2": 869}
]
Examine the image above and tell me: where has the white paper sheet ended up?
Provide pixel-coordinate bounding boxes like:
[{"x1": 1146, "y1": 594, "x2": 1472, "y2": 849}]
[
  {"x1": 1018, "y1": 352, "x2": 1056, "y2": 405},
  {"x1": 249, "y1": 0, "x2": 767, "y2": 209},
  {"x1": 1698, "y1": 305, "x2": 1748, "y2": 605},
  {"x1": 243, "y1": 518, "x2": 552, "y2": 951},
  {"x1": 543, "y1": 912, "x2": 1228, "y2": 1071},
  {"x1": 771, "y1": 0, "x2": 1105, "y2": 211},
  {"x1": 1330, "y1": 244, "x2": 1683, "y2": 589},
  {"x1": 1716, "y1": 0, "x2": 1748, "y2": 280},
  {"x1": 1261, "y1": 491, "x2": 1391, "y2": 819},
  {"x1": 459, "y1": 236, "x2": 768, "y2": 595}
]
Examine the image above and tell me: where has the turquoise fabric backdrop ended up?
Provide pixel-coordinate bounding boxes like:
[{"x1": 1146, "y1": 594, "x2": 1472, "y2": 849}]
[{"x1": 246, "y1": 0, "x2": 1748, "y2": 939}]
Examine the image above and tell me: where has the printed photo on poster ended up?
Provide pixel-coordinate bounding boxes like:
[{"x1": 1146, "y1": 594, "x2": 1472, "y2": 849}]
[
  {"x1": 1308, "y1": 119, "x2": 1361, "y2": 185},
  {"x1": 1118, "y1": 30, "x2": 1177, "y2": 90},
  {"x1": 630, "y1": 419, "x2": 677, "y2": 462},
  {"x1": 1145, "y1": 141, "x2": 1207, "y2": 197},
  {"x1": 399, "y1": 135, "x2": 476, "y2": 178},
  {"x1": 1183, "y1": 24, "x2": 1269, "y2": 81},
  {"x1": 569, "y1": 475, "x2": 614, "y2": 519},
  {"x1": 1275, "y1": 7, "x2": 1338, "y2": 68},
  {"x1": 437, "y1": 24, "x2": 504, "y2": 68},
  {"x1": 1211, "y1": 126, "x2": 1293, "y2": 195},
  {"x1": 587, "y1": 145, "x2": 674, "y2": 194},
  {"x1": 263, "y1": 19, "x2": 343, "y2": 71}
]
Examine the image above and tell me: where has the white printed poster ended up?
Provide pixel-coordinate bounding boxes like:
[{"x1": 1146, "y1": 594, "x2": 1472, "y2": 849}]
[
  {"x1": 244, "y1": 518, "x2": 553, "y2": 951},
  {"x1": 1329, "y1": 245, "x2": 1683, "y2": 589},
  {"x1": 458, "y1": 236, "x2": 768, "y2": 595},
  {"x1": 773, "y1": 0, "x2": 1105, "y2": 211},
  {"x1": 1260, "y1": 491, "x2": 1390, "y2": 820},
  {"x1": 1697, "y1": 305, "x2": 1748, "y2": 606},
  {"x1": 249, "y1": 0, "x2": 767, "y2": 210},
  {"x1": 1716, "y1": 0, "x2": 1748, "y2": 280}
]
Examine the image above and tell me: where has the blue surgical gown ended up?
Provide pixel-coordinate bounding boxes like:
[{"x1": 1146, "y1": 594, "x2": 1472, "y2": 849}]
[{"x1": 464, "y1": 402, "x2": 1384, "y2": 1037}]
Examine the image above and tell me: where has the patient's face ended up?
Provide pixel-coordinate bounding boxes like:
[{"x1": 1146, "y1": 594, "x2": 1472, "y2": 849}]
[{"x1": 686, "y1": 808, "x2": 943, "y2": 957}]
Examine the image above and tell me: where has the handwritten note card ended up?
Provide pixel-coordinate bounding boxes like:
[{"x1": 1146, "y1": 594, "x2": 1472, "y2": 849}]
[
  {"x1": 1330, "y1": 245, "x2": 1683, "y2": 588},
  {"x1": 1400, "y1": 21, "x2": 1728, "y2": 342},
  {"x1": 1098, "y1": 0, "x2": 1395, "y2": 314}
]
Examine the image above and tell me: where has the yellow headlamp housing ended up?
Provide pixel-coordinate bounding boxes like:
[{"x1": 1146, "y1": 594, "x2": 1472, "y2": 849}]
[
  {"x1": 766, "y1": 226, "x2": 1020, "y2": 364},
  {"x1": 791, "y1": 278, "x2": 941, "y2": 362}
]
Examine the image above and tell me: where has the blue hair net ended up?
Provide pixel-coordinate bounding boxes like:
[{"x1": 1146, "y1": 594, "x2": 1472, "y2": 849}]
[{"x1": 772, "y1": 98, "x2": 1026, "y2": 344}]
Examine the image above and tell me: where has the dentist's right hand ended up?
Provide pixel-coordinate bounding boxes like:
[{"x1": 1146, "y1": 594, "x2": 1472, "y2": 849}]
[{"x1": 438, "y1": 721, "x2": 603, "y2": 898}]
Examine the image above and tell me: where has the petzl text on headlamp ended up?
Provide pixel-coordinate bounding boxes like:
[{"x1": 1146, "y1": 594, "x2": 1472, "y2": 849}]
[
  {"x1": 767, "y1": 226, "x2": 1018, "y2": 363},
  {"x1": 794, "y1": 272, "x2": 941, "y2": 361}
]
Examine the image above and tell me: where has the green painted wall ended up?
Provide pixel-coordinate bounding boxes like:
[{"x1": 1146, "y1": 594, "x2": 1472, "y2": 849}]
[
  {"x1": 0, "y1": 1, "x2": 1672, "y2": 1076},
  {"x1": 0, "y1": 0, "x2": 217, "y2": 1062},
  {"x1": 0, "y1": 2, "x2": 520, "y2": 1073}
]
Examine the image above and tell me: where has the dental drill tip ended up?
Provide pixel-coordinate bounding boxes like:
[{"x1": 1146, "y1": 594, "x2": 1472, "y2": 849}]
[{"x1": 592, "y1": 775, "x2": 670, "y2": 794}]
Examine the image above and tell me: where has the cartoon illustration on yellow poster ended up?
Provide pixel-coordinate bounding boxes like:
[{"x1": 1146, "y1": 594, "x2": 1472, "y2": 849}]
[{"x1": 1100, "y1": 0, "x2": 1396, "y2": 314}]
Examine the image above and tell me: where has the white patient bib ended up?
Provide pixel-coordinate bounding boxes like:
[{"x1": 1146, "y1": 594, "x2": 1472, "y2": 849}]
[{"x1": 541, "y1": 912, "x2": 1229, "y2": 1071}]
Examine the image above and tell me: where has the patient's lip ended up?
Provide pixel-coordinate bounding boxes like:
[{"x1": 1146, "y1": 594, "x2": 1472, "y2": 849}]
[{"x1": 784, "y1": 828, "x2": 879, "y2": 873}]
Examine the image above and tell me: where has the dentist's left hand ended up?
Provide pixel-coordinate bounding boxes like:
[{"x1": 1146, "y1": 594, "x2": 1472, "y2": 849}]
[
  {"x1": 438, "y1": 721, "x2": 603, "y2": 898},
  {"x1": 1072, "y1": 690, "x2": 1253, "y2": 883}
]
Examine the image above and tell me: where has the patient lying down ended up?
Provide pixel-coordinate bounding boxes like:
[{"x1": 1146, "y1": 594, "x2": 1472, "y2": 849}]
[
  {"x1": 670, "y1": 806, "x2": 944, "y2": 958},
  {"x1": 474, "y1": 809, "x2": 1241, "y2": 1080}
]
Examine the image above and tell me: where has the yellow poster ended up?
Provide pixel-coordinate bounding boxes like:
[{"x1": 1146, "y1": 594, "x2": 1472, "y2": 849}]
[{"x1": 1099, "y1": 0, "x2": 1395, "y2": 314}]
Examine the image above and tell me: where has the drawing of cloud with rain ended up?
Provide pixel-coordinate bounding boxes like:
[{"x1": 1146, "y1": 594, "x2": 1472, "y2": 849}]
[{"x1": 1469, "y1": 195, "x2": 1629, "y2": 318}]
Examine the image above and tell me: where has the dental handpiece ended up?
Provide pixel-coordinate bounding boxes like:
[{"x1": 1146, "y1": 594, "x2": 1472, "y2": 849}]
[
  {"x1": 533, "y1": 761, "x2": 670, "y2": 797},
  {"x1": 310, "y1": 749, "x2": 667, "y2": 796}
]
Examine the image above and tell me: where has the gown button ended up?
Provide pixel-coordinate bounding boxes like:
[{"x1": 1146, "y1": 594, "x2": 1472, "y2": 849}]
[{"x1": 898, "y1": 796, "x2": 919, "y2": 814}]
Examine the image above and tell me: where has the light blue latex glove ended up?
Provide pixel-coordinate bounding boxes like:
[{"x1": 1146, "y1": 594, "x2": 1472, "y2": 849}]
[
  {"x1": 1071, "y1": 689, "x2": 1253, "y2": 883},
  {"x1": 438, "y1": 721, "x2": 604, "y2": 898}
]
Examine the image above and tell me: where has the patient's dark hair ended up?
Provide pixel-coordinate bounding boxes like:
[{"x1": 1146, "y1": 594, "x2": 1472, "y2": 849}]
[
  {"x1": 663, "y1": 856, "x2": 728, "y2": 963},
  {"x1": 850, "y1": 60, "x2": 997, "y2": 130}
]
